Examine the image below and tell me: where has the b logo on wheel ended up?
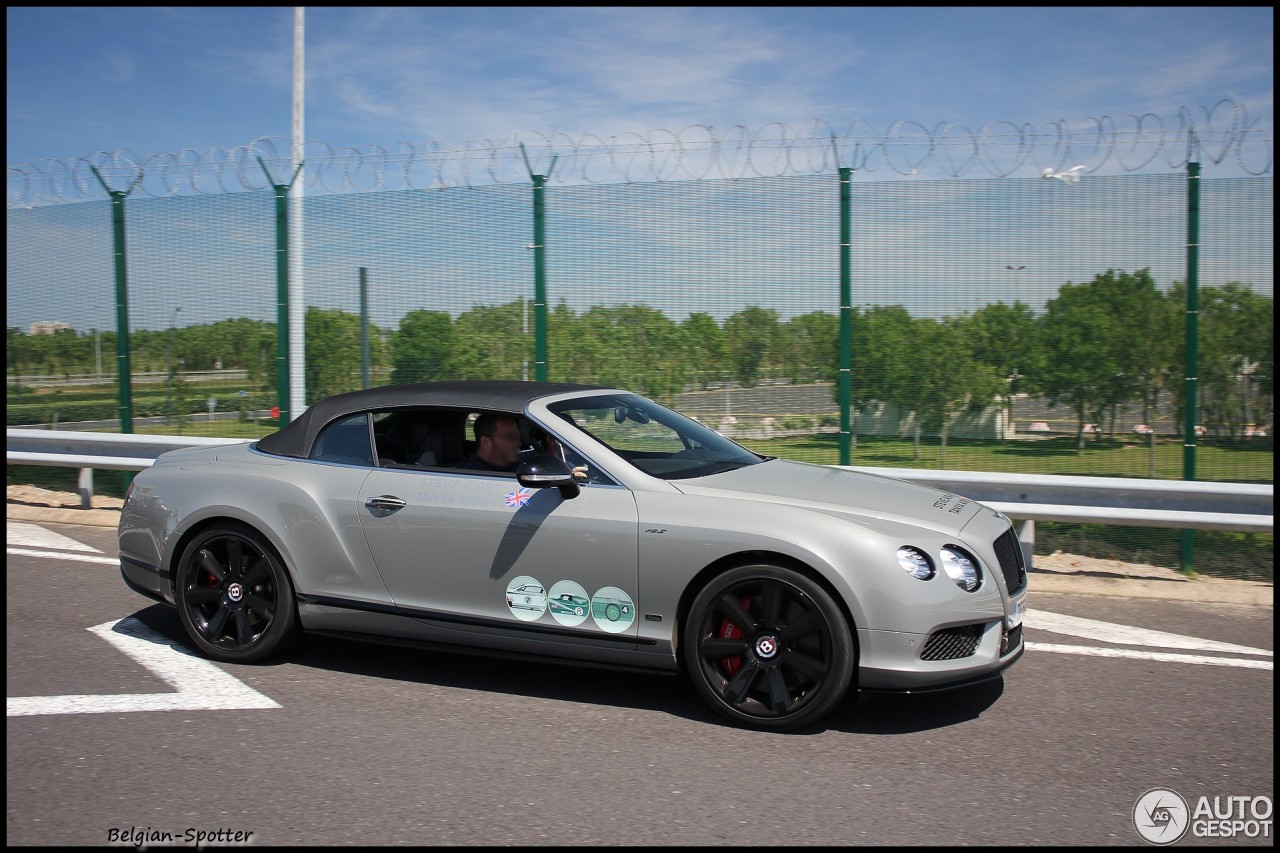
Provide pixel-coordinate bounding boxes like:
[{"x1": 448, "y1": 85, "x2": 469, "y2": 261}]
[{"x1": 755, "y1": 636, "x2": 779, "y2": 659}]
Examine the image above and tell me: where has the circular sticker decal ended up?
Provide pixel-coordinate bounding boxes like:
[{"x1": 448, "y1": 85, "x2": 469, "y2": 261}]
[
  {"x1": 504, "y1": 575, "x2": 547, "y2": 621},
  {"x1": 547, "y1": 580, "x2": 591, "y2": 627},
  {"x1": 591, "y1": 587, "x2": 635, "y2": 633}
]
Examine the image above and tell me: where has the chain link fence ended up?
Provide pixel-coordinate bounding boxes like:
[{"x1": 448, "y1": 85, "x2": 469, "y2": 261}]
[{"x1": 7, "y1": 104, "x2": 1273, "y2": 576}]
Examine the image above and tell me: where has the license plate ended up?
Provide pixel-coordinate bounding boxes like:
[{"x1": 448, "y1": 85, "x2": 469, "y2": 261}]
[{"x1": 1007, "y1": 597, "x2": 1025, "y2": 629}]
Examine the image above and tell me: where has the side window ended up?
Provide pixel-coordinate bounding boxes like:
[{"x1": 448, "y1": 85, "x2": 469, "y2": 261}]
[{"x1": 311, "y1": 413, "x2": 375, "y2": 467}]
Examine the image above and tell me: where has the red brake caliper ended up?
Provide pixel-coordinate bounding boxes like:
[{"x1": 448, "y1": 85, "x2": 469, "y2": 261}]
[{"x1": 718, "y1": 595, "x2": 753, "y2": 676}]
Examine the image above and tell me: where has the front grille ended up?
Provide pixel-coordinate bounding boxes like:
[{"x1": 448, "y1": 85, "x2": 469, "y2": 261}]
[
  {"x1": 921, "y1": 623, "x2": 984, "y2": 661},
  {"x1": 993, "y1": 527, "x2": 1027, "y2": 594}
]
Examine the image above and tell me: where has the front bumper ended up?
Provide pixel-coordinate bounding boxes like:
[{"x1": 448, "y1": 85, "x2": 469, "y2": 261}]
[{"x1": 855, "y1": 611, "x2": 1026, "y2": 692}]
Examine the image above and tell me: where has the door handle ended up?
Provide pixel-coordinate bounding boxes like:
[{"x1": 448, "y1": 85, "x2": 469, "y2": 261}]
[{"x1": 364, "y1": 495, "x2": 407, "y2": 511}]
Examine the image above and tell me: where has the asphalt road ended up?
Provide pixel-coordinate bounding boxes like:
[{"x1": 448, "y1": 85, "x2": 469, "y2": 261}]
[{"x1": 6, "y1": 522, "x2": 1274, "y2": 847}]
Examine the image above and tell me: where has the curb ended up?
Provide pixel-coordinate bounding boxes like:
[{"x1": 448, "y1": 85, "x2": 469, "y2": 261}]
[
  {"x1": 1027, "y1": 571, "x2": 1273, "y2": 606},
  {"x1": 8, "y1": 503, "x2": 123, "y2": 528},
  {"x1": 7, "y1": 502, "x2": 1273, "y2": 607}
]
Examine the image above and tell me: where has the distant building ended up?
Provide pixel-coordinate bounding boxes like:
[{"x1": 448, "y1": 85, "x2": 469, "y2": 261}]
[{"x1": 28, "y1": 321, "x2": 70, "y2": 335}]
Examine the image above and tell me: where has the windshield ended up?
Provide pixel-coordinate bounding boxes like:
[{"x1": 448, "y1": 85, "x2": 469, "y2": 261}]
[{"x1": 547, "y1": 393, "x2": 767, "y2": 480}]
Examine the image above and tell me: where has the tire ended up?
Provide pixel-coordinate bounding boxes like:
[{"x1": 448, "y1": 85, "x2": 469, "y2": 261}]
[
  {"x1": 174, "y1": 522, "x2": 301, "y2": 663},
  {"x1": 683, "y1": 564, "x2": 854, "y2": 731}
]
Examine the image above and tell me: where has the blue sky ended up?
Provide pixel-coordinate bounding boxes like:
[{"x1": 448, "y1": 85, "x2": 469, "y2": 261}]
[
  {"x1": 5, "y1": 7, "x2": 1273, "y2": 334},
  {"x1": 6, "y1": 7, "x2": 1274, "y2": 174}
]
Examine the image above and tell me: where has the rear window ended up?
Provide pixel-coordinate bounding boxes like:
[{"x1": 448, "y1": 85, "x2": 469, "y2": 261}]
[{"x1": 310, "y1": 414, "x2": 375, "y2": 466}]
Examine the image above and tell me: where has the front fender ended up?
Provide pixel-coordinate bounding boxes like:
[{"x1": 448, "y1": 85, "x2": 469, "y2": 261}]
[{"x1": 633, "y1": 492, "x2": 1006, "y2": 642}]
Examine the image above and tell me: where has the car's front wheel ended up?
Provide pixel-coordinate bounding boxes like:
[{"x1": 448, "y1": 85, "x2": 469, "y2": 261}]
[
  {"x1": 174, "y1": 522, "x2": 300, "y2": 663},
  {"x1": 684, "y1": 564, "x2": 854, "y2": 731}
]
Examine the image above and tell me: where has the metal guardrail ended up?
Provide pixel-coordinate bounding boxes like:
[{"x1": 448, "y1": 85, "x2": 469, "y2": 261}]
[
  {"x1": 843, "y1": 466, "x2": 1273, "y2": 532},
  {"x1": 7, "y1": 430, "x2": 1273, "y2": 568},
  {"x1": 839, "y1": 466, "x2": 1273, "y2": 569},
  {"x1": 6, "y1": 429, "x2": 248, "y2": 509}
]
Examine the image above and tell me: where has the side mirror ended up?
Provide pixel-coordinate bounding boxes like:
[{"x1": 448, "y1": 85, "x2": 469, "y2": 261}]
[{"x1": 516, "y1": 453, "x2": 580, "y2": 500}]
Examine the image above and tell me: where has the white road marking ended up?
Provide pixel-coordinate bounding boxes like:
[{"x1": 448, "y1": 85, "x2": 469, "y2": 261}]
[
  {"x1": 6, "y1": 617, "x2": 281, "y2": 717},
  {"x1": 6, "y1": 521, "x2": 101, "y2": 552},
  {"x1": 1026, "y1": 610, "x2": 1272, "y2": 657},
  {"x1": 1026, "y1": 642, "x2": 1273, "y2": 670},
  {"x1": 7, "y1": 547, "x2": 118, "y2": 565}
]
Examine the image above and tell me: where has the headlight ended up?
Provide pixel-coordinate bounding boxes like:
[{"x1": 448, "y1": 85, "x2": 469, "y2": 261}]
[
  {"x1": 896, "y1": 546, "x2": 935, "y2": 580},
  {"x1": 940, "y1": 546, "x2": 981, "y2": 591}
]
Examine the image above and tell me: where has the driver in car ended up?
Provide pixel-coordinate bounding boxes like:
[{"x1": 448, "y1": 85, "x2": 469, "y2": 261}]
[{"x1": 456, "y1": 413, "x2": 522, "y2": 472}]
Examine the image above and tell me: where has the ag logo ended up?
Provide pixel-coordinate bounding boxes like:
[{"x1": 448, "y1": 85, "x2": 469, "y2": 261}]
[{"x1": 1134, "y1": 788, "x2": 1189, "y2": 845}]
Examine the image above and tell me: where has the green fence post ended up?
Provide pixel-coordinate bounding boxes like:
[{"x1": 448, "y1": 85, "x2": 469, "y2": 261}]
[
  {"x1": 1180, "y1": 159, "x2": 1201, "y2": 575},
  {"x1": 87, "y1": 165, "x2": 142, "y2": 442},
  {"x1": 522, "y1": 144, "x2": 556, "y2": 382},
  {"x1": 838, "y1": 165, "x2": 853, "y2": 466},
  {"x1": 531, "y1": 172, "x2": 549, "y2": 382},
  {"x1": 360, "y1": 267, "x2": 371, "y2": 389},
  {"x1": 257, "y1": 157, "x2": 304, "y2": 423}
]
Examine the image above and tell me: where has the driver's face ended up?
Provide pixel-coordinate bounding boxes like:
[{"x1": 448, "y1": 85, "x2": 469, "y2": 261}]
[{"x1": 486, "y1": 423, "x2": 522, "y2": 467}]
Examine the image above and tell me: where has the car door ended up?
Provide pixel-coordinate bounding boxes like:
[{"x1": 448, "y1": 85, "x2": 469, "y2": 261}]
[{"x1": 356, "y1": 465, "x2": 641, "y2": 644}]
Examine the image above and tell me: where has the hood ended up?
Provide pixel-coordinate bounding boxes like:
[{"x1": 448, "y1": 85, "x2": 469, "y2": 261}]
[{"x1": 672, "y1": 458, "x2": 985, "y2": 535}]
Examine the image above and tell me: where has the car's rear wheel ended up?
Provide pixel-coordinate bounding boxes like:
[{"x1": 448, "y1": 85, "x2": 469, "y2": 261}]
[
  {"x1": 684, "y1": 564, "x2": 854, "y2": 731},
  {"x1": 174, "y1": 522, "x2": 300, "y2": 663}
]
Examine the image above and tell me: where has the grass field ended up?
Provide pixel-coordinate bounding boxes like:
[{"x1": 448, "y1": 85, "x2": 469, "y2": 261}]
[{"x1": 735, "y1": 433, "x2": 1273, "y2": 484}]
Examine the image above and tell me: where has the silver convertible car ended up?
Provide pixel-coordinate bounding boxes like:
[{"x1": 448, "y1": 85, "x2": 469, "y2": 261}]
[{"x1": 118, "y1": 381, "x2": 1027, "y2": 730}]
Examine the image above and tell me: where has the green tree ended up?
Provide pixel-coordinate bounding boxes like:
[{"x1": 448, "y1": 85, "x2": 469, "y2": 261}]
[
  {"x1": 723, "y1": 307, "x2": 780, "y2": 387},
  {"x1": 1035, "y1": 269, "x2": 1158, "y2": 453},
  {"x1": 546, "y1": 301, "x2": 585, "y2": 383},
  {"x1": 243, "y1": 324, "x2": 278, "y2": 392},
  {"x1": 305, "y1": 307, "x2": 365, "y2": 403},
  {"x1": 921, "y1": 315, "x2": 1005, "y2": 467},
  {"x1": 453, "y1": 301, "x2": 527, "y2": 381},
  {"x1": 391, "y1": 309, "x2": 455, "y2": 385},
  {"x1": 8, "y1": 327, "x2": 26, "y2": 388},
  {"x1": 551, "y1": 304, "x2": 687, "y2": 398},
  {"x1": 781, "y1": 311, "x2": 839, "y2": 385},
  {"x1": 1171, "y1": 282, "x2": 1274, "y2": 437},
  {"x1": 967, "y1": 301, "x2": 1041, "y2": 440},
  {"x1": 854, "y1": 305, "x2": 916, "y2": 411},
  {"x1": 171, "y1": 372, "x2": 193, "y2": 433},
  {"x1": 680, "y1": 313, "x2": 727, "y2": 390}
]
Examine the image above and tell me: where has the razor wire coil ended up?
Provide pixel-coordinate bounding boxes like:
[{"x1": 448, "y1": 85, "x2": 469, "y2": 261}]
[{"x1": 8, "y1": 99, "x2": 1271, "y2": 208}]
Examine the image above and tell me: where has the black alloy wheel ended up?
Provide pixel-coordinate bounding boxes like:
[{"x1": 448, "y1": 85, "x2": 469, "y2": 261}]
[
  {"x1": 174, "y1": 522, "x2": 300, "y2": 663},
  {"x1": 684, "y1": 564, "x2": 854, "y2": 731}
]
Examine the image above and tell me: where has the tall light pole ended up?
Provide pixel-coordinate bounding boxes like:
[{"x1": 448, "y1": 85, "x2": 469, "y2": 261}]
[
  {"x1": 289, "y1": 6, "x2": 306, "y2": 419},
  {"x1": 167, "y1": 307, "x2": 182, "y2": 424}
]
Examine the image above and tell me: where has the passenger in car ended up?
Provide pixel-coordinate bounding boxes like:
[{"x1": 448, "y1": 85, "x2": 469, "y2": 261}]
[
  {"x1": 531, "y1": 425, "x2": 589, "y2": 482},
  {"x1": 455, "y1": 413, "x2": 522, "y2": 472}
]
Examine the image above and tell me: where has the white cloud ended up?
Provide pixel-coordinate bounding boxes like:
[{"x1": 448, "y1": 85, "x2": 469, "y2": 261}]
[{"x1": 92, "y1": 49, "x2": 137, "y2": 85}]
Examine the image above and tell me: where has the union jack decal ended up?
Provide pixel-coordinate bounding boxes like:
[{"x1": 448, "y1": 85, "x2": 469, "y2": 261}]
[{"x1": 504, "y1": 487, "x2": 533, "y2": 508}]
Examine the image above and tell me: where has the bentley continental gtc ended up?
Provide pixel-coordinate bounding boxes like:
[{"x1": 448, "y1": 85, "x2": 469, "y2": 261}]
[{"x1": 118, "y1": 381, "x2": 1027, "y2": 730}]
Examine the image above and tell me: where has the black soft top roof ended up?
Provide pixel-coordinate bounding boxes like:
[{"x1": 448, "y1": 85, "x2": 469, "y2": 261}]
[{"x1": 255, "y1": 380, "x2": 607, "y2": 459}]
